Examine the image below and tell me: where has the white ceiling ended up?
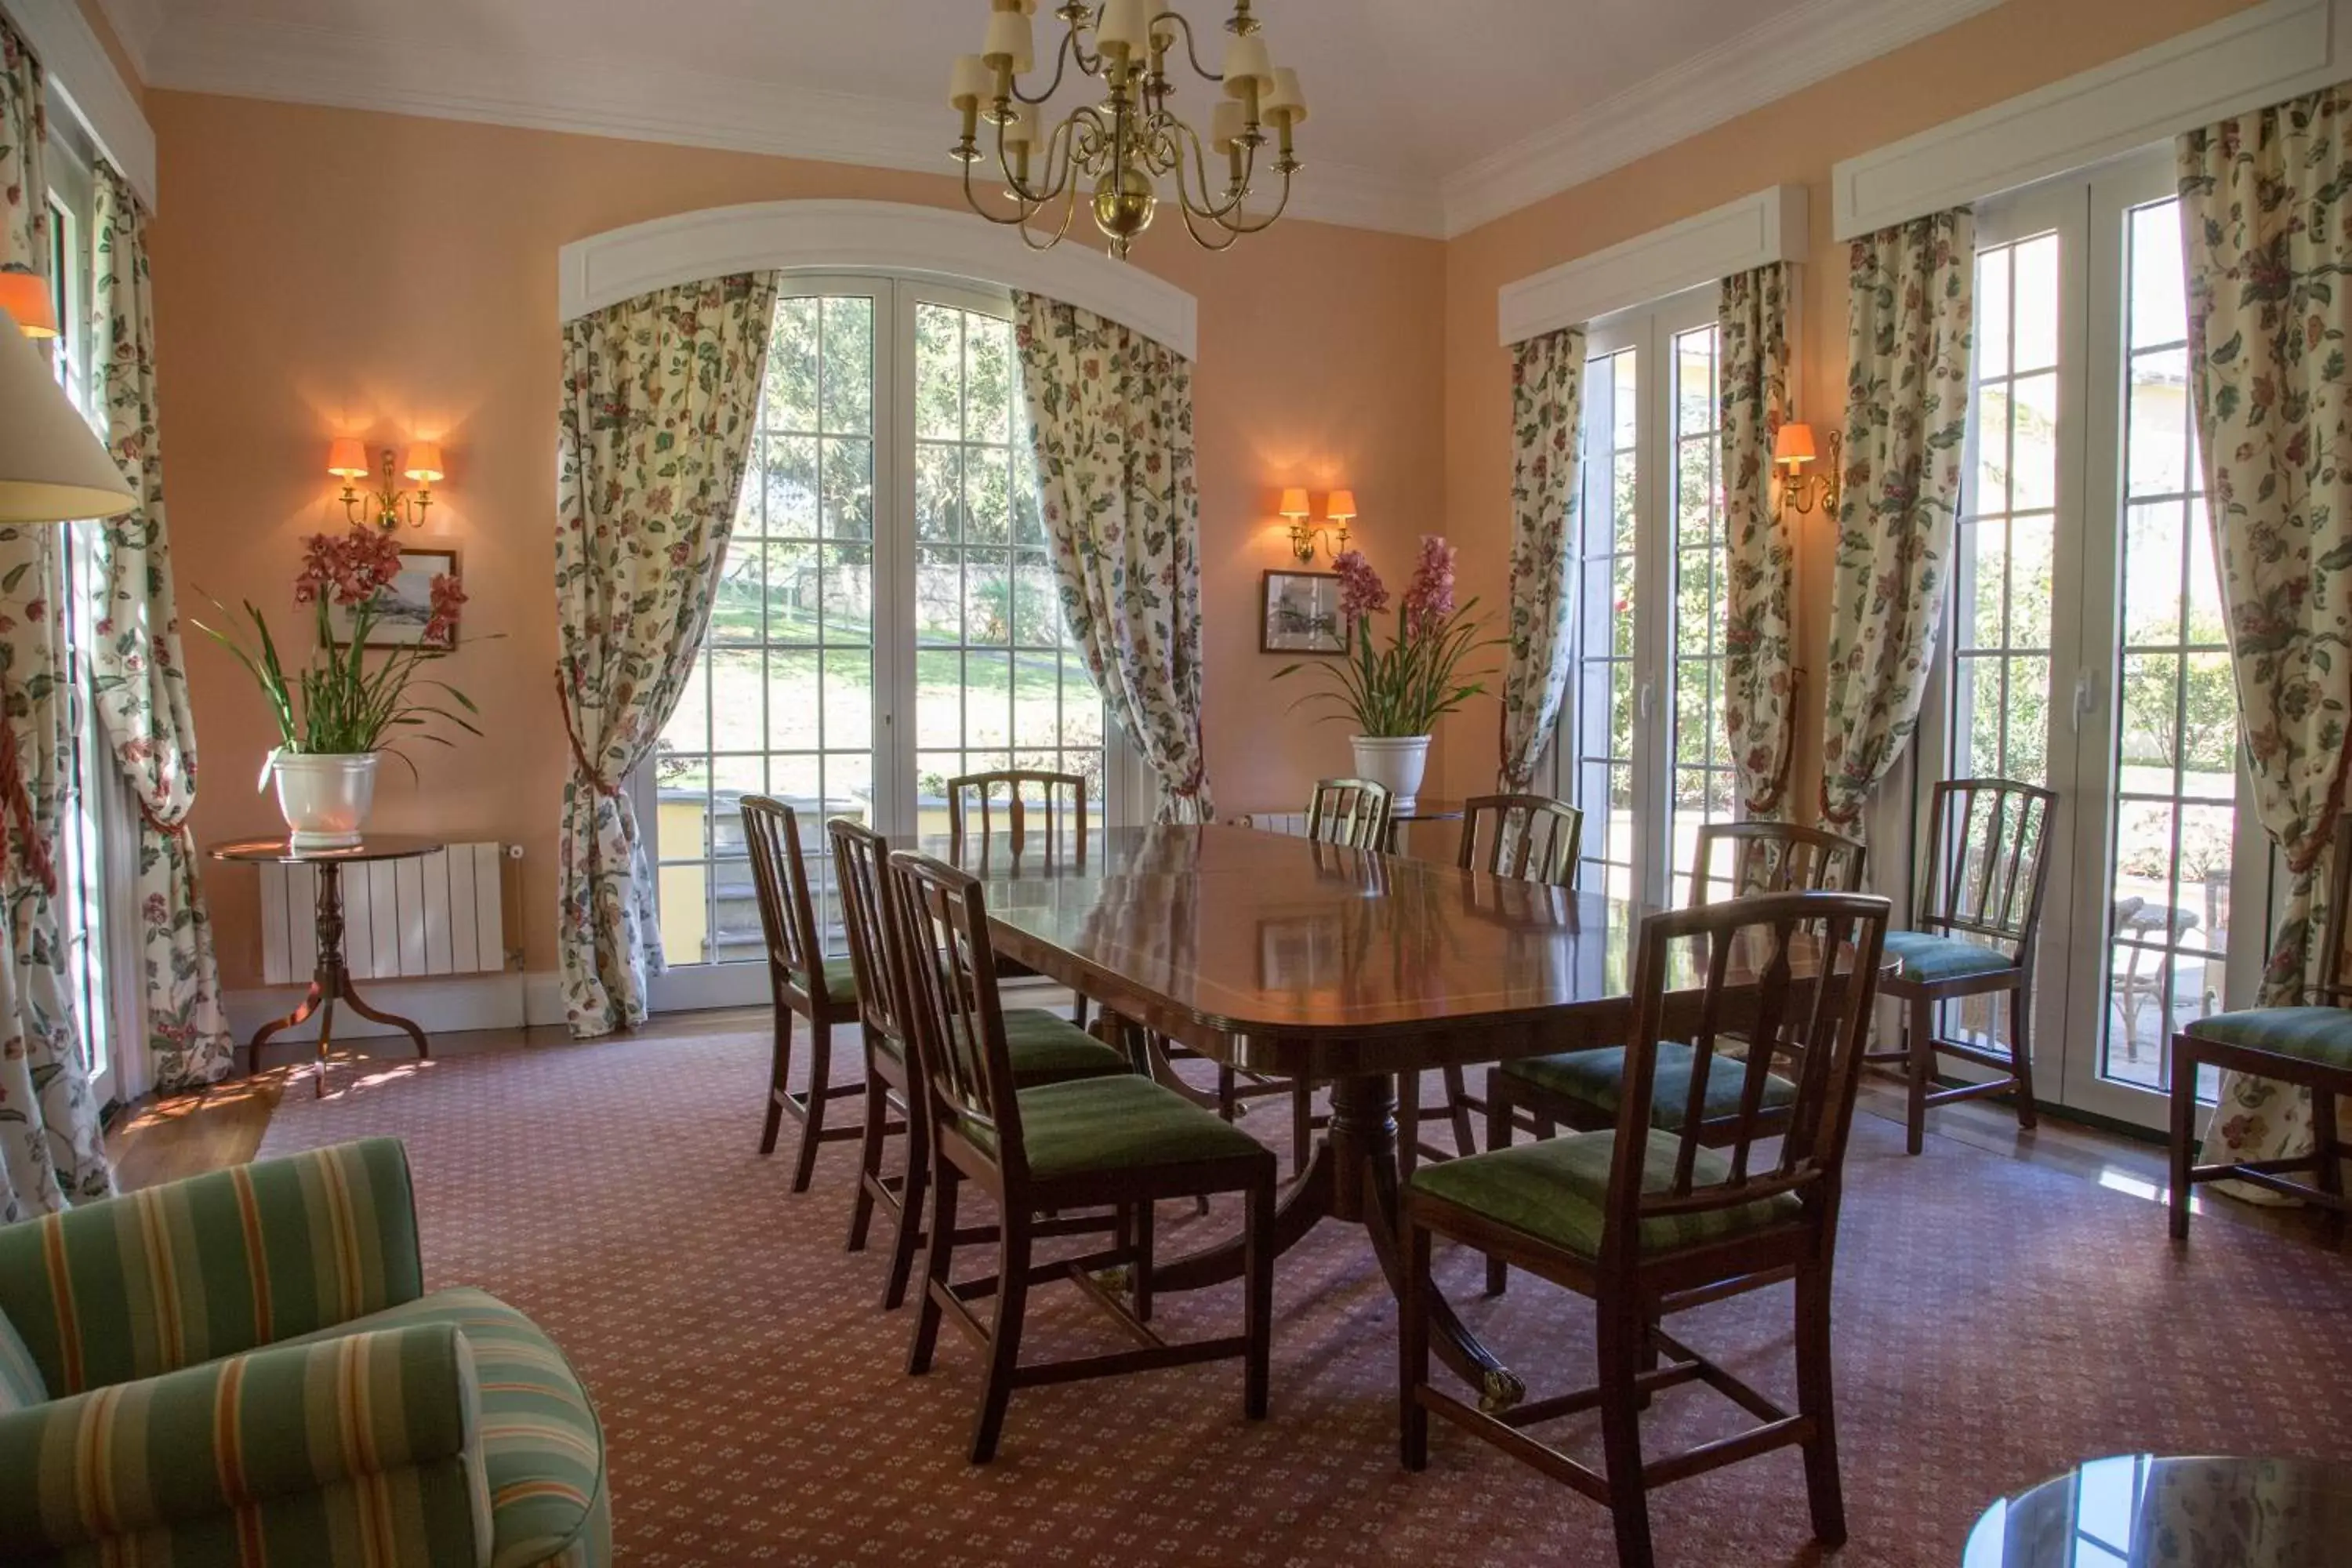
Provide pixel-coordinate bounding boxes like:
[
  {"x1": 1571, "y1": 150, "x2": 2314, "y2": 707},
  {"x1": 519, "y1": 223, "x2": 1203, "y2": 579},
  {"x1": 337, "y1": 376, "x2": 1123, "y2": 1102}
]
[{"x1": 96, "y1": 0, "x2": 2004, "y2": 237}]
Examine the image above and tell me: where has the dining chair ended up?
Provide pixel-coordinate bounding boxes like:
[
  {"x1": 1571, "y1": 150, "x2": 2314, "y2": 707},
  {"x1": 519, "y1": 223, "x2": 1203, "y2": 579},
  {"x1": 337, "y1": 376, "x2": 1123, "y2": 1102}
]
[
  {"x1": 948, "y1": 768, "x2": 1092, "y2": 1030},
  {"x1": 887, "y1": 848, "x2": 1277, "y2": 1464},
  {"x1": 831, "y1": 818, "x2": 1131, "y2": 1309},
  {"x1": 2170, "y1": 812, "x2": 2352, "y2": 1243},
  {"x1": 1403, "y1": 890, "x2": 1893, "y2": 1568},
  {"x1": 742, "y1": 795, "x2": 868, "y2": 1192},
  {"x1": 1863, "y1": 778, "x2": 2057, "y2": 1154},
  {"x1": 1479, "y1": 819, "x2": 1867, "y2": 1292},
  {"x1": 1396, "y1": 793, "x2": 1584, "y2": 1176},
  {"x1": 1306, "y1": 777, "x2": 1396, "y2": 848},
  {"x1": 1214, "y1": 776, "x2": 1402, "y2": 1174}
]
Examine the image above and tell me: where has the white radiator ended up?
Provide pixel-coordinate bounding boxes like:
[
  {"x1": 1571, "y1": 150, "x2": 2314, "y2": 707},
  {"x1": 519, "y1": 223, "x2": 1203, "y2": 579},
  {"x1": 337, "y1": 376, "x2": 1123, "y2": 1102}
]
[
  {"x1": 1235, "y1": 811, "x2": 1310, "y2": 837},
  {"x1": 259, "y1": 842, "x2": 515, "y2": 985}
]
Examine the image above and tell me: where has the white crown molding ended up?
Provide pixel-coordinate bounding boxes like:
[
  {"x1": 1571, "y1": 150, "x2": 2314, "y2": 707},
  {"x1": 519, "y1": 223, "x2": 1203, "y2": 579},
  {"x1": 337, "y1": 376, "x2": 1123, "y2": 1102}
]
[
  {"x1": 1834, "y1": 0, "x2": 2352, "y2": 238},
  {"x1": 561, "y1": 199, "x2": 1200, "y2": 358},
  {"x1": 142, "y1": 17, "x2": 1446, "y2": 240},
  {"x1": 1, "y1": 0, "x2": 154, "y2": 208},
  {"x1": 88, "y1": 0, "x2": 157, "y2": 83},
  {"x1": 1441, "y1": 0, "x2": 2005, "y2": 240},
  {"x1": 1499, "y1": 185, "x2": 1808, "y2": 346}
]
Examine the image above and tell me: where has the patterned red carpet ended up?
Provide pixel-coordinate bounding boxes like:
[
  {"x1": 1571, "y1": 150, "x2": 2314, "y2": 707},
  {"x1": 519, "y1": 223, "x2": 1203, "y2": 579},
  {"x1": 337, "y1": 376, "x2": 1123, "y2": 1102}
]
[{"x1": 258, "y1": 1029, "x2": 2352, "y2": 1567}]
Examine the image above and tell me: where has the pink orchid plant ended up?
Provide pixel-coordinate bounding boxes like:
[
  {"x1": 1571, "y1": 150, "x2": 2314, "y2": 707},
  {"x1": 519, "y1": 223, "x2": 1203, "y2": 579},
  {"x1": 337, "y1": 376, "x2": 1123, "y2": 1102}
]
[
  {"x1": 1275, "y1": 535, "x2": 1501, "y2": 737},
  {"x1": 196, "y1": 524, "x2": 480, "y2": 771}
]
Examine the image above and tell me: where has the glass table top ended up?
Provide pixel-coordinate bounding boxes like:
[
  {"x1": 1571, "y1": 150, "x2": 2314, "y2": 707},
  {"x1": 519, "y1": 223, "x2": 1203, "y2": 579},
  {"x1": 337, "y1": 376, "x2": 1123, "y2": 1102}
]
[{"x1": 1964, "y1": 1454, "x2": 2352, "y2": 1568}]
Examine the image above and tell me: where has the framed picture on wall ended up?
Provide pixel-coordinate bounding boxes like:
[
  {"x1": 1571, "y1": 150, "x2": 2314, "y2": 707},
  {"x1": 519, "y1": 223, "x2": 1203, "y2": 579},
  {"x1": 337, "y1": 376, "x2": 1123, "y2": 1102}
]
[
  {"x1": 1261, "y1": 570, "x2": 1350, "y2": 655},
  {"x1": 335, "y1": 547, "x2": 462, "y2": 650}
]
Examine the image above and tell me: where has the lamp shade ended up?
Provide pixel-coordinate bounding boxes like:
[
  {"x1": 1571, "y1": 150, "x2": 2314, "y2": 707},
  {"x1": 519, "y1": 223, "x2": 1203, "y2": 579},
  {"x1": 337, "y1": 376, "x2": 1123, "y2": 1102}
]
[
  {"x1": 0, "y1": 271, "x2": 58, "y2": 339},
  {"x1": 0, "y1": 306, "x2": 135, "y2": 523},
  {"x1": 1773, "y1": 422, "x2": 1817, "y2": 467},
  {"x1": 1264, "y1": 68, "x2": 1308, "y2": 126},
  {"x1": 1279, "y1": 487, "x2": 1311, "y2": 519},
  {"x1": 327, "y1": 437, "x2": 371, "y2": 479},
  {"x1": 402, "y1": 441, "x2": 445, "y2": 484},
  {"x1": 1325, "y1": 488, "x2": 1357, "y2": 521}
]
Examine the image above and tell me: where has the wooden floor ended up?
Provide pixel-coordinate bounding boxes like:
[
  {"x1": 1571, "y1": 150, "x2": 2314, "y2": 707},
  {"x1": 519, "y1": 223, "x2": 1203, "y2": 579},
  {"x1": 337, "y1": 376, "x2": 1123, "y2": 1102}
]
[{"x1": 107, "y1": 1001, "x2": 2347, "y2": 1253}]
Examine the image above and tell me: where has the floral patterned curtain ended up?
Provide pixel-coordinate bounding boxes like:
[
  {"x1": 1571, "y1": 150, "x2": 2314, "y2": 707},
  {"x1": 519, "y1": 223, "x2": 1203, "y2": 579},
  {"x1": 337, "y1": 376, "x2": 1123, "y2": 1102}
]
[
  {"x1": 556, "y1": 273, "x2": 779, "y2": 1036},
  {"x1": 1720, "y1": 263, "x2": 1798, "y2": 819},
  {"x1": 89, "y1": 161, "x2": 234, "y2": 1096},
  {"x1": 0, "y1": 19, "x2": 109, "y2": 1218},
  {"x1": 1499, "y1": 326, "x2": 1587, "y2": 793},
  {"x1": 1818, "y1": 210, "x2": 1975, "y2": 837},
  {"x1": 2179, "y1": 85, "x2": 2352, "y2": 1178},
  {"x1": 1013, "y1": 294, "x2": 1213, "y2": 822}
]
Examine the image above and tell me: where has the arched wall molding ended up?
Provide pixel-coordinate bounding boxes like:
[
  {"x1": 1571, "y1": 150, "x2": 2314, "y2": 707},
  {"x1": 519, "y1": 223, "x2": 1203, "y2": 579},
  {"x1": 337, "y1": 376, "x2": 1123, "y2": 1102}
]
[{"x1": 558, "y1": 199, "x2": 1199, "y2": 359}]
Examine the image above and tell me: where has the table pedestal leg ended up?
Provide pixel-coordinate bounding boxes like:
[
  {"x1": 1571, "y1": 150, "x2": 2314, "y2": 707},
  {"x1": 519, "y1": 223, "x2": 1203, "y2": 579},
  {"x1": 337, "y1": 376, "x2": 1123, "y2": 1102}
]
[
  {"x1": 245, "y1": 864, "x2": 430, "y2": 1096},
  {"x1": 1147, "y1": 1069, "x2": 1525, "y2": 1410}
]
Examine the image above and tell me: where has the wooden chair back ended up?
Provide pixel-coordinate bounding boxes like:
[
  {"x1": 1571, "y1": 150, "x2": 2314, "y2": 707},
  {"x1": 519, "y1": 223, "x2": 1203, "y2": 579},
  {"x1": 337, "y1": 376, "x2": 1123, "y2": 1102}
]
[
  {"x1": 1306, "y1": 778, "x2": 1395, "y2": 849},
  {"x1": 1459, "y1": 794, "x2": 1583, "y2": 887},
  {"x1": 1918, "y1": 779, "x2": 2059, "y2": 960},
  {"x1": 829, "y1": 817, "x2": 909, "y2": 1050},
  {"x1": 1687, "y1": 822, "x2": 1867, "y2": 907},
  {"x1": 1604, "y1": 891, "x2": 1892, "y2": 1269},
  {"x1": 741, "y1": 795, "x2": 833, "y2": 1009},
  {"x1": 884, "y1": 849, "x2": 1027, "y2": 1178},
  {"x1": 948, "y1": 770, "x2": 1088, "y2": 858}
]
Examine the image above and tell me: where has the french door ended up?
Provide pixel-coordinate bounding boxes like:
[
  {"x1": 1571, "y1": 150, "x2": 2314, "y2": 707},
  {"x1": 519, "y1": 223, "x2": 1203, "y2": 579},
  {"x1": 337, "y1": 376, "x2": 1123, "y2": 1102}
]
[
  {"x1": 644, "y1": 277, "x2": 1115, "y2": 1008},
  {"x1": 1925, "y1": 151, "x2": 2270, "y2": 1134},
  {"x1": 1556, "y1": 288, "x2": 1735, "y2": 909}
]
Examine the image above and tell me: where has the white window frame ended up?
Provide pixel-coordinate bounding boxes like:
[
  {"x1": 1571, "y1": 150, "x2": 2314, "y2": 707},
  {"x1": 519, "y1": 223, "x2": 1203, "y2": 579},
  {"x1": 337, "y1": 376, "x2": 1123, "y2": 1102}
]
[
  {"x1": 637, "y1": 271, "x2": 1142, "y2": 1014},
  {"x1": 1548, "y1": 283, "x2": 1723, "y2": 909}
]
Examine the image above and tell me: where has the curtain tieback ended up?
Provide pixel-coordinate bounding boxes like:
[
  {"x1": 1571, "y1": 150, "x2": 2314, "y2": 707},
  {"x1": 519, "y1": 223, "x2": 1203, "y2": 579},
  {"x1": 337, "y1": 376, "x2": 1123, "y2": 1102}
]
[
  {"x1": 0, "y1": 727, "x2": 58, "y2": 898},
  {"x1": 555, "y1": 672, "x2": 622, "y2": 799},
  {"x1": 137, "y1": 797, "x2": 194, "y2": 841}
]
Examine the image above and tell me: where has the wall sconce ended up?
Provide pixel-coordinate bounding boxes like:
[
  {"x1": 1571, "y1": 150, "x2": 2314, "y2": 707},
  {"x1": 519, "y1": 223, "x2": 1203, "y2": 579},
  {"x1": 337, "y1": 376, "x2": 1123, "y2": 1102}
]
[
  {"x1": 1283, "y1": 487, "x2": 1357, "y2": 562},
  {"x1": 1774, "y1": 423, "x2": 1842, "y2": 521},
  {"x1": 329, "y1": 437, "x2": 441, "y2": 531}
]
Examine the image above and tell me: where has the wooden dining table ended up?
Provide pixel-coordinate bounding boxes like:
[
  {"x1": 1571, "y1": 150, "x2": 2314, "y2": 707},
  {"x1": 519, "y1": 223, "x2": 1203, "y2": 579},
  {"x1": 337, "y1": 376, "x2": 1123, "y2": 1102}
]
[{"x1": 907, "y1": 822, "x2": 1802, "y2": 1413}]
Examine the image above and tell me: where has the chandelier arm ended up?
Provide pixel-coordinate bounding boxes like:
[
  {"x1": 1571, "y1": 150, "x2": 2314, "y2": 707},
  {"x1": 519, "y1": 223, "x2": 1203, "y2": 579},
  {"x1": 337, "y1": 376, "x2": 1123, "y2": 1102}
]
[
  {"x1": 1172, "y1": 122, "x2": 1260, "y2": 224},
  {"x1": 1216, "y1": 164, "x2": 1294, "y2": 234},
  {"x1": 1017, "y1": 183, "x2": 1084, "y2": 252},
  {"x1": 1177, "y1": 200, "x2": 1246, "y2": 252},
  {"x1": 1011, "y1": 27, "x2": 1079, "y2": 106},
  {"x1": 960, "y1": 153, "x2": 1052, "y2": 229},
  {"x1": 1169, "y1": 123, "x2": 1240, "y2": 220},
  {"x1": 992, "y1": 101, "x2": 1080, "y2": 209},
  {"x1": 1149, "y1": 9, "x2": 1225, "y2": 85}
]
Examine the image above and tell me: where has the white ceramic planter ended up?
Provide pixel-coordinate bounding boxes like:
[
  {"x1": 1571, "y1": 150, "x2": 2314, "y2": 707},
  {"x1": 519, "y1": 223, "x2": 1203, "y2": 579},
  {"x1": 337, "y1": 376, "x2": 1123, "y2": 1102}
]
[
  {"x1": 1351, "y1": 735, "x2": 1432, "y2": 813},
  {"x1": 270, "y1": 751, "x2": 379, "y2": 849}
]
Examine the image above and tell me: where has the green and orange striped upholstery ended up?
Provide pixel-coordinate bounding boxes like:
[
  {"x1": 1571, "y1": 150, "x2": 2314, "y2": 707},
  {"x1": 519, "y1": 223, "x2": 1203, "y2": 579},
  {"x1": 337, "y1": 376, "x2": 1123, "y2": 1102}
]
[
  {"x1": 0, "y1": 1136, "x2": 424, "y2": 1397},
  {"x1": 0, "y1": 1321, "x2": 492, "y2": 1566},
  {"x1": 0, "y1": 1140, "x2": 608, "y2": 1568}
]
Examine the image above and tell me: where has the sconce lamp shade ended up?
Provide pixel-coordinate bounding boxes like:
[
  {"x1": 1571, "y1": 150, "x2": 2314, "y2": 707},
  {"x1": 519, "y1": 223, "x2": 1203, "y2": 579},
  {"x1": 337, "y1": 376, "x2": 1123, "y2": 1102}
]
[
  {"x1": 327, "y1": 437, "x2": 371, "y2": 480},
  {"x1": 1325, "y1": 488, "x2": 1358, "y2": 522},
  {"x1": 1278, "y1": 486, "x2": 1311, "y2": 519},
  {"x1": 1773, "y1": 422, "x2": 1818, "y2": 468},
  {"x1": 402, "y1": 441, "x2": 445, "y2": 485},
  {"x1": 0, "y1": 305, "x2": 135, "y2": 524},
  {"x1": 0, "y1": 272, "x2": 58, "y2": 339}
]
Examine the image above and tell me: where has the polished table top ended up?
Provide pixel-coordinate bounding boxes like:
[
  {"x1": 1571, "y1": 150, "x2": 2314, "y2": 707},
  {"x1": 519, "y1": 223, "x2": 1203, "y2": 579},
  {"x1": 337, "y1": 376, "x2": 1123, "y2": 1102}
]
[
  {"x1": 209, "y1": 834, "x2": 448, "y2": 866},
  {"x1": 1964, "y1": 1455, "x2": 2352, "y2": 1567},
  {"x1": 904, "y1": 825, "x2": 1864, "y2": 1076}
]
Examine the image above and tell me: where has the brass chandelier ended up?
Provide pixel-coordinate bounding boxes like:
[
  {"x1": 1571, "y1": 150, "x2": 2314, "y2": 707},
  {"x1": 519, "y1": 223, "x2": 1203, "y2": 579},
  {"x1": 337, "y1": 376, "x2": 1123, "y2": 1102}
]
[{"x1": 949, "y1": 0, "x2": 1306, "y2": 259}]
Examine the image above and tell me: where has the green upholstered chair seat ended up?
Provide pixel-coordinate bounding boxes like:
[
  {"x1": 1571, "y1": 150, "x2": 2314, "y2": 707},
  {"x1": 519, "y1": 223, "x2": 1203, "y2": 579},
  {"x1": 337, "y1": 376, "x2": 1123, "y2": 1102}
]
[
  {"x1": 1408, "y1": 1128, "x2": 1802, "y2": 1260},
  {"x1": 1003, "y1": 1009, "x2": 1130, "y2": 1083},
  {"x1": 2182, "y1": 1007, "x2": 2352, "y2": 1069},
  {"x1": 1882, "y1": 930, "x2": 2016, "y2": 985},
  {"x1": 966, "y1": 1074, "x2": 1269, "y2": 1180},
  {"x1": 789, "y1": 954, "x2": 859, "y2": 1004},
  {"x1": 281, "y1": 1287, "x2": 608, "y2": 1568},
  {"x1": 1502, "y1": 1043, "x2": 1795, "y2": 1131}
]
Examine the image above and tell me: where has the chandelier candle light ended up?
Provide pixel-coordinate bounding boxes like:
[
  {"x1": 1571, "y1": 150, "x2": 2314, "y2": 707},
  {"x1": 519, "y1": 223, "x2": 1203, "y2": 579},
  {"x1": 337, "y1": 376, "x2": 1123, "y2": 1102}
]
[{"x1": 950, "y1": 0, "x2": 1305, "y2": 257}]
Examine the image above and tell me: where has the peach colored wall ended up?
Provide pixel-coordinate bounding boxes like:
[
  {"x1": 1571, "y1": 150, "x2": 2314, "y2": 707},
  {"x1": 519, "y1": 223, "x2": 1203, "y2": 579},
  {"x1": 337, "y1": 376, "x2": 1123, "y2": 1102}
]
[
  {"x1": 1436, "y1": 0, "x2": 2262, "y2": 812},
  {"x1": 144, "y1": 93, "x2": 1445, "y2": 986}
]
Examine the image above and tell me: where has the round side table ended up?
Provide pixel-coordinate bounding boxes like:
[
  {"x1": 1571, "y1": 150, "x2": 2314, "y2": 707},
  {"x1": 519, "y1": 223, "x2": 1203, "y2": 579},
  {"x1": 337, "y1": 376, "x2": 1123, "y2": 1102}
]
[
  {"x1": 1964, "y1": 1454, "x2": 2352, "y2": 1566},
  {"x1": 209, "y1": 836, "x2": 445, "y2": 1094}
]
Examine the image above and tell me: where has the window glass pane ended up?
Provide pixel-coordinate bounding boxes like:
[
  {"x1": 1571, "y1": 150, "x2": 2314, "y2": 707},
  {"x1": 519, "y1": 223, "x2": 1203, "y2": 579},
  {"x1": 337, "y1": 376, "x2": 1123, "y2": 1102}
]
[
  {"x1": 1570, "y1": 346, "x2": 1639, "y2": 898},
  {"x1": 1666, "y1": 325, "x2": 1730, "y2": 897}
]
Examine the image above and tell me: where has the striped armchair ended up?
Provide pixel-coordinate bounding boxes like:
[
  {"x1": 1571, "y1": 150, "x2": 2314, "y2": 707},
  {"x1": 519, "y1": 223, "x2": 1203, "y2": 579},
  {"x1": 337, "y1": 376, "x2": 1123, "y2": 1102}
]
[{"x1": 0, "y1": 1138, "x2": 608, "y2": 1568}]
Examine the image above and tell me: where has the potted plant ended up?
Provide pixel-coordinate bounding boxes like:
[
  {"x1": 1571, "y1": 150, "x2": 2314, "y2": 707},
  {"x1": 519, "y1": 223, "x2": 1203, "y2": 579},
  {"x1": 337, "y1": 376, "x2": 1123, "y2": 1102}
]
[
  {"x1": 1273, "y1": 537, "x2": 1499, "y2": 811},
  {"x1": 198, "y1": 525, "x2": 477, "y2": 848}
]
